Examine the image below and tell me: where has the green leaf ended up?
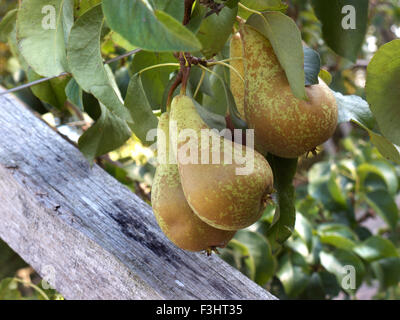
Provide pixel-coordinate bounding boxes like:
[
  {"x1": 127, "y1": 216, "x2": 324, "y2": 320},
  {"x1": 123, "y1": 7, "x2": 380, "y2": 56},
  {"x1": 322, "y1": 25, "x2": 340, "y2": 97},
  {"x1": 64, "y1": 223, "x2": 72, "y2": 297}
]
[
  {"x1": 0, "y1": 278, "x2": 21, "y2": 300},
  {"x1": 334, "y1": 92, "x2": 375, "y2": 129},
  {"x1": 151, "y1": 0, "x2": 184, "y2": 22},
  {"x1": 65, "y1": 78, "x2": 83, "y2": 110},
  {"x1": 27, "y1": 69, "x2": 70, "y2": 110},
  {"x1": 130, "y1": 51, "x2": 177, "y2": 110},
  {"x1": 308, "y1": 162, "x2": 341, "y2": 210},
  {"x1": 74, "y1": 0, "x2": 102, "y2": 17},
  {"x1": 0, "y1": 8, "x2": 17, "y2": 42},
  {"x1": 124, "y1": 73, "x2": 159, "y2": 145},
  {"x1": 318, "y1": 224, "x2": 358, "y2": 250},
  {"x1": 327, "y1": 169, "x2": 347, "y2": 208},
  {"x1": 78, "y1": 103, "x2": 131, "y2": 162},
  {"x1": 320, "y1": 249, "x2": 365, "y2": 293},
  {"x1": 357, "y1": 160, "x2": 398, "y2": 195},
  {"x1": 196, "y1": 5, "x2": 238, "y2": 59},
  {"x1": 304, "y1": 47, "x2": 321, "y2": 86},
  {"x1": 67, "y1": 4, "x2": 131, "y2": 122},
  {"x1": 246, "y1": 12, "x2": 307, "y2": 100},
  {"x1": 193, "y1": 100, "x2": 227, "y2": 132},
  {"x1": 234, "y1": 230, "x2": 276, "y2": 286},
  {"x1": 364, "y1": 190, "x2": 399, "y2": 230},
  {"x1": 102, "y1": 0, "x2": 202, "y2": 52},
  {"x1": 17, "y1": 0, "x2": 74, "y2": 77},
  {"x1": 366, "y1": 40, "x2": 400, "y2": 146},
  {"x1": 371, "y1": 257, "x2": 400, "y2": 289},
  {"x1": 238, "y1": 0, "x2": 287, "y2": 19},
  {"x1": 220, "y1": 239, "x2": 255, "y2": 280},
  {"x1": 277, "y1": 254, "x2": 310, "y2": 298},
  {"x1": 0, "y1": 240, "x2": 27, "y2": 279},
  {"x1": 295, "y1": 213, "x2": 313, "y2": 251},
  {"x1": 301, "y1": 272, "x2": 326, "y2": 300},
  {"x1": 202, "y1": 64, "x2": 229, "y2": 116},
  {"x1": 353, "y1": 120, "x2": 400, "y2": 165},
  {"x1": 267, "y1": 156, "x2": 298, "y2": 248},
  {"x1": 200, "y1": 65, "x2": 247, "y2": 129},
  {"x1": 311, "y1": 0, "x2": 369, "y2": 62},
  {"x1": 353, "y1": 236, "x2": 399, "y2": 262}
]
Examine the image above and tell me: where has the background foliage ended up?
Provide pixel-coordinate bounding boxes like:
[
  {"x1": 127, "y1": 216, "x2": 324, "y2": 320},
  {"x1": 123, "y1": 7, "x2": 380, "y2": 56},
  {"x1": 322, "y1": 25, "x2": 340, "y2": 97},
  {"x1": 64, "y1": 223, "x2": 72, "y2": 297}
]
[{"x1": 0, "y1": 0, "x2": 399, "y2": 299}]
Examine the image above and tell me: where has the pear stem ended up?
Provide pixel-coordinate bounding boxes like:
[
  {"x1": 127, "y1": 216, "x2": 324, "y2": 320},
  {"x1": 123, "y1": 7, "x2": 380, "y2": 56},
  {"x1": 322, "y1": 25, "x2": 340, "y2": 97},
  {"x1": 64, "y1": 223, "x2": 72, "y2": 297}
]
[
  {"x1": 208, "y1": 61, "x2": 244, "y2": 83},
  {"x1": 138, "y1": 63, "x2": 180, "y2": 75},
  {"x1": 193, "y1": 69, "x2": 206, "y2": 99},
  {"x1": 166, "y1": 71, "x2": 183, "y2": 112},
  {"x1": 238, "y1": 3, "x2": 262, "y2": 16}
]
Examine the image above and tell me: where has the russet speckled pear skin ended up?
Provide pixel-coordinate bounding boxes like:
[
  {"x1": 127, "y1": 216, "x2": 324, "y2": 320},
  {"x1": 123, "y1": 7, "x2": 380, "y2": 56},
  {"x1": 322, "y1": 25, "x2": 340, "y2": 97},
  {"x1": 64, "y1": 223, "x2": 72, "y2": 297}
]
[
  {"x1": 240, "y1": 24, "x2": 338, "y2": 158},
  {"x1": 151, "y1": 113, "x2": 235, "y2": 252},
  {"x1": 229, "y1": 32, "x2": 245, "y2": 119},
  {"x1": 170, "y1": 95, "x2": 274, "y2": 231}
]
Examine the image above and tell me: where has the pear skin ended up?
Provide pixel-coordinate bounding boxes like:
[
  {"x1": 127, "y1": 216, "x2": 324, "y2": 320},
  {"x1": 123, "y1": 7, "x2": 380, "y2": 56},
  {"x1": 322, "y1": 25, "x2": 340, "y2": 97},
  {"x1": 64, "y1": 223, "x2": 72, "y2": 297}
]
[
  {"x1": 151, "y1": 113, "x2": 235, "y2": 252},
  {"x1": 240, "y1": 24, "x2": 338, "y2": 158},
  {"x1": 170, "y1": 95, "x2": 274, "y2": 231},
  {"x1": 229, "y1": 32, "x2": 245, "y2": 119}
]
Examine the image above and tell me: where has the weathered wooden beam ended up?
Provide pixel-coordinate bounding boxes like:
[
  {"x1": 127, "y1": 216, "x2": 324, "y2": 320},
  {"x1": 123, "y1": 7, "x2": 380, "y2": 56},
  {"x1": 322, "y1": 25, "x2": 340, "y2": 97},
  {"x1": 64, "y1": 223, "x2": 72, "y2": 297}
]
[{"x1": 0, "y1": 91, "x2": 276, "y2": 300}]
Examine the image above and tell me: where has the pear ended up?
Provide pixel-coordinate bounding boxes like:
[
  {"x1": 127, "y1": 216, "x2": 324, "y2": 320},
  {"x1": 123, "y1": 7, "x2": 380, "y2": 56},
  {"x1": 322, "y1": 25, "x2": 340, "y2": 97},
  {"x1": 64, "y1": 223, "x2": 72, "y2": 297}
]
[
  {"x1": 170, "y1": 95, "x2": 274, "y2": 231},
  {"x1": 229, "y1": 32, "x2": 245, "y2": 119},
  {"x1": 240, "y1": 24, "x2": 338, "y2": 158},
  {"x1": 151, "y1": 113, "x2": 235, "y2": 252}
]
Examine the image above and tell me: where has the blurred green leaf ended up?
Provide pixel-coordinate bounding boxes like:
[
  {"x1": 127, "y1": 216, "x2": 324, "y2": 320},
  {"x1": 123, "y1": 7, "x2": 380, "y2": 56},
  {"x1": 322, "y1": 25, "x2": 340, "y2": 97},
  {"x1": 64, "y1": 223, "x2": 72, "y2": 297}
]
[
  {"x1": 357, "y1": 160, "x2": 398, "y2": 195},
  {"x1": 318, "y1": 224, "x2": 358, "y2": 250},
  {"x1": 220, "y1": 239, "x2": 255, "y2": 280},
  {"x1": 320, "y1": 249, "x2": 365, "y2": 294},
  {"x1": 371, "y1": 257, "x2": 400, "y2": 289},
  {"x1": 0, "y1": 241, "x2": 27, "y2": 279},
  {"x1": 364, "y1": 189, "x2": 399, "y2": 230},
  {"x1": 234, "y1": 230, "x2": 276, "y2": 286},
  {"x1": 0, "y1": 8, "x2": 16, "y2": 42},
  {"x1": 277, "y1": 254, "x2": 310, "y2": 298},
  {"x1": 238, "y1": 0, "x2": 287, "y2": 19},
  {"x1": 294, "y1": 213, "x2": 313, "y2": 251},
  {"x1": 353, "y1": 236, "x2": 399, "y2": 262},
  {"x1": 0, "y1": 278, "x2": 21, "y2": 300}
]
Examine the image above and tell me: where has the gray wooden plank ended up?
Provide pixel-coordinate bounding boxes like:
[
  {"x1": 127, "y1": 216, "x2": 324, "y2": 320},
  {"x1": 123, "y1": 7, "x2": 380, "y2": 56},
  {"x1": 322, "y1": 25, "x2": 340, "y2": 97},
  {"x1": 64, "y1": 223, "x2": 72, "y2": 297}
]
[{"x1": 0, "y1": 91, "x2": 276, "y2": 300}]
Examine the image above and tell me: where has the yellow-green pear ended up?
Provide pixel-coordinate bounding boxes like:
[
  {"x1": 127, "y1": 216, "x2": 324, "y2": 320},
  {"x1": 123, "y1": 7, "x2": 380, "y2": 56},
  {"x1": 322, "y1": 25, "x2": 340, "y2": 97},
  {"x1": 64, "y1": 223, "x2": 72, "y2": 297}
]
[
  {"x1": 170, "y1": 95, "x2": 274, "y2": 231},
  {"x1": 151, "y1": 113, "x2": 235, "y2": 252},
  {"x1": 229, "y1": 32, "x2": 245, "y2": 119},
  {"x1": 240, "y1": 24, "x2": 338, "y2": 158}
]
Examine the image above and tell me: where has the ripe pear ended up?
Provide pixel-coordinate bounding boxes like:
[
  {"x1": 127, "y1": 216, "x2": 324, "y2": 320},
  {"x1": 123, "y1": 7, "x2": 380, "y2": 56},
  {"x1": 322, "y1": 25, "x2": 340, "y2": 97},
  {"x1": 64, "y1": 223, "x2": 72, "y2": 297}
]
[
  {"x1": 151, "y1": 113, "x2": 235, "y2": 252},
  {"x1": 170, "y1": 95, "x2": 274, "y2": 231},
  {"x1": 240, "y1": 24, "x2": 338, "y2": 158},
  {"x1": 229, "y1": 32, "x2": 245, "y2": 119}
]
